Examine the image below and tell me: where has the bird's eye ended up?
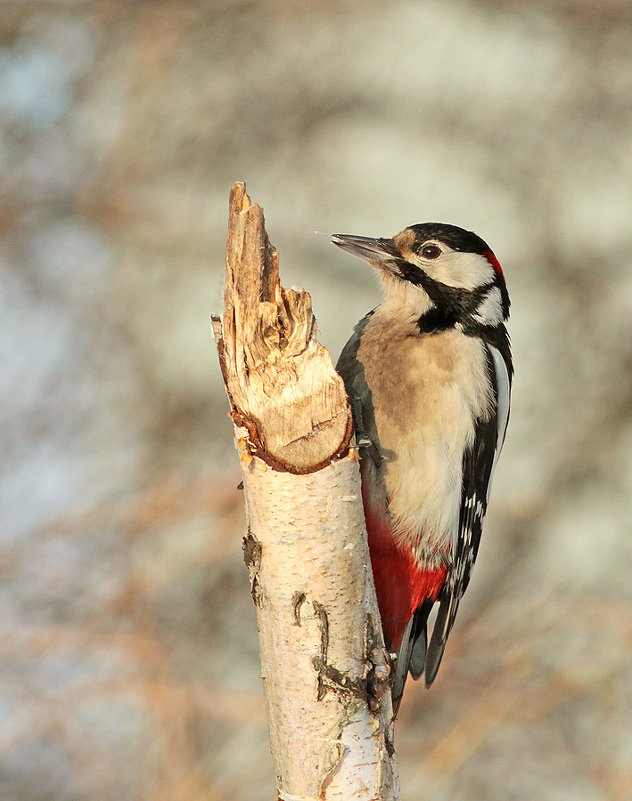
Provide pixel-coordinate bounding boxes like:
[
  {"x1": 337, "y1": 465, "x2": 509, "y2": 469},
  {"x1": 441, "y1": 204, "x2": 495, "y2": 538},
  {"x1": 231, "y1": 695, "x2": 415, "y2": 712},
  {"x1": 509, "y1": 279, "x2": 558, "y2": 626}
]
[{"x1": 420, "y1": 244, "x2": 442, "y2": 259}]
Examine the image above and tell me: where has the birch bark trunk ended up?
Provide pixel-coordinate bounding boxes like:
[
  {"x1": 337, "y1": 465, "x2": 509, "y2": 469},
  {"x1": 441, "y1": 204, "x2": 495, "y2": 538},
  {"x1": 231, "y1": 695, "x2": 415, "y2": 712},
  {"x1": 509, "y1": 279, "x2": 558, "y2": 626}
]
[{"x1": 212, "y1": 182, "x2": 399, "y2": 801}]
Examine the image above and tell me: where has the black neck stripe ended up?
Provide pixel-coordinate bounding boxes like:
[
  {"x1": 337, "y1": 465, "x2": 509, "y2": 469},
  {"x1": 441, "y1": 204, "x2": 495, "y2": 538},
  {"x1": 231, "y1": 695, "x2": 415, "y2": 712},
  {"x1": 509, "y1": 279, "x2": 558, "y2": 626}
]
[{"x1": 417, "y1": 306, "x2": 458, "y2": 334}]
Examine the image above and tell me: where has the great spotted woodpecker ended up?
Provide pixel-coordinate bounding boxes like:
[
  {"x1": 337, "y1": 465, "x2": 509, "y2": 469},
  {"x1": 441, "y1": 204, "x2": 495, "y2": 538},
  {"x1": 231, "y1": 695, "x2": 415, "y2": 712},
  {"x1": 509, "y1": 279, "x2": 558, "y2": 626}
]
[{"x1": 332, "y1": 223, "x2": 512, "y2": 712}]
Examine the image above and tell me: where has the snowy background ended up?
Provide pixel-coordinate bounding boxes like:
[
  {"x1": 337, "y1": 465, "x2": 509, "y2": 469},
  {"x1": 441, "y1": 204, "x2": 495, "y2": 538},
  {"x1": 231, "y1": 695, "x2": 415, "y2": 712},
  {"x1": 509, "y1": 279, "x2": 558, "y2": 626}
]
[{"x1": 2, "y1": 1, "x2": 632, "y2": 799}]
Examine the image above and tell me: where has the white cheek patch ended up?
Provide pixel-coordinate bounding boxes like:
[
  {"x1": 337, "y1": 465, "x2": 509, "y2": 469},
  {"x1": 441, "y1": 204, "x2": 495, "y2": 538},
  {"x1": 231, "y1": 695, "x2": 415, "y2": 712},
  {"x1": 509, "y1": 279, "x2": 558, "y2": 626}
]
[
  {"x1": 473, "y1": 286, "x2": 504, "y2": 326},
  {"x1": 425, "y1": 251, "x2": 495, "y2": 290}
]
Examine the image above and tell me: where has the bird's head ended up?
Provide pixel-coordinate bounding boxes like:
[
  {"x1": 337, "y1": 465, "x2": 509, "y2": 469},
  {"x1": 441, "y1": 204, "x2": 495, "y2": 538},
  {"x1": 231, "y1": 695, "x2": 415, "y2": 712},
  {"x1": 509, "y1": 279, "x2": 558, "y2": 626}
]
[{"x1": 331, "y1": 223, "x2": 509, "y2": 329}]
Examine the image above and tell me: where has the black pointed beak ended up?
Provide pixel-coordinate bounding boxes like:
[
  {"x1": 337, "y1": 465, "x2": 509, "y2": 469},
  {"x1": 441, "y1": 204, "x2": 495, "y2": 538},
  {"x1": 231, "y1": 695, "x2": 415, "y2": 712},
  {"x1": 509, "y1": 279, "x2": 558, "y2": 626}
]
[{"x1": 330, "y1": 234, "x2": 401, "y2": 266}]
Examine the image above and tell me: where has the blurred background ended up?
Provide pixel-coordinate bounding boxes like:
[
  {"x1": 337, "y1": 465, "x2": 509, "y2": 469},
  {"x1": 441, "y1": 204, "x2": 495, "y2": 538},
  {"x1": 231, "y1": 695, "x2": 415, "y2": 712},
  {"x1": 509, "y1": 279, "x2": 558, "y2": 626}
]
[{"x1": 2, "y1": 1, "x2": 632, "y2": 799}]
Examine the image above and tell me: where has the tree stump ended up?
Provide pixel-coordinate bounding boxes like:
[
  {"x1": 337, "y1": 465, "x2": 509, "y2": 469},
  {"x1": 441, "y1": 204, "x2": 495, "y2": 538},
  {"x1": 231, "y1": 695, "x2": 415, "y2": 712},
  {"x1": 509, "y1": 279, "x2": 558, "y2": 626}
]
[{"x1": 212, "y1": 182, "x2": 399, "y2": 801}]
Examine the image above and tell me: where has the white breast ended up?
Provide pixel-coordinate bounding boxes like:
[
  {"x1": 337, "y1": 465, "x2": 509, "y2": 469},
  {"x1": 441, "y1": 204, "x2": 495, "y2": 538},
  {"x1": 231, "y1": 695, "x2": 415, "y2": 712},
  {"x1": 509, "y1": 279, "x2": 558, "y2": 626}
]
[{"x1": 357, "y1": 312, "x2": 493, "y2": 556}]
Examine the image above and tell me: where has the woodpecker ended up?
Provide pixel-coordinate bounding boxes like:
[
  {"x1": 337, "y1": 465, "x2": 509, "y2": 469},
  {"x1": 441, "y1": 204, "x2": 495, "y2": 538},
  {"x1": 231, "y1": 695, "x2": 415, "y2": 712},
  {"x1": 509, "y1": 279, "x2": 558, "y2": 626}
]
[{"x1": 332, "y1": 223, "x2": 512, "y2": 712}]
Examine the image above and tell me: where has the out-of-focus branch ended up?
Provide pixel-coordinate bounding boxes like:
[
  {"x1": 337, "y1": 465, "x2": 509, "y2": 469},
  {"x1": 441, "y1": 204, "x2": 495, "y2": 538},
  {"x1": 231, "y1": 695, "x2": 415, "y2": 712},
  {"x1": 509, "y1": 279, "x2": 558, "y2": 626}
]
[{"x1": 212, "y1": 182, "x2": 399, "y2": 801}]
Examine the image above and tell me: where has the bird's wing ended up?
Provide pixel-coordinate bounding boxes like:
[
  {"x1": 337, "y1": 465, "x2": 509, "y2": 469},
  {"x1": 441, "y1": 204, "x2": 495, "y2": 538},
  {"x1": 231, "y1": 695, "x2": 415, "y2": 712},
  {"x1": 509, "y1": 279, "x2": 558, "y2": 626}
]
[{"x1": 335, "y1": 311, "x2": 383, "y2": 461}]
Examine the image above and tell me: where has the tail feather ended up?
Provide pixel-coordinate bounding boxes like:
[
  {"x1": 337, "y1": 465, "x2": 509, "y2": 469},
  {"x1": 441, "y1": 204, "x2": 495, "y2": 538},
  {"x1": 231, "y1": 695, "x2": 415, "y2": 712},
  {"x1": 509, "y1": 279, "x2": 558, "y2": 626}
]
[
  {"x1": 392, "y1": 600, "x2": 434, "y2": 712},
  {"x1": 424, "y1": 591, "x2": 452, "y2": 687},
  {"x1": 391, "y1": 617, "x2": 414, "y2": 715},
  {"x1": 409, "y1": 600, "x2": 433, "y2": 679},
  {"x1": 409, "y1": 629, "x2": 427, "y2": 680}
]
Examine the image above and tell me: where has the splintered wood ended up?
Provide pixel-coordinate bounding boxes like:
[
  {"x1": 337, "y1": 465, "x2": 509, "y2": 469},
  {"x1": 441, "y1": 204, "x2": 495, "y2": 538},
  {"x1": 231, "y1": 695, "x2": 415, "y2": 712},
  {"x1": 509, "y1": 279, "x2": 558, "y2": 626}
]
[{"x1": 214, "y1": 181, "x2": 352, "y2": 473}]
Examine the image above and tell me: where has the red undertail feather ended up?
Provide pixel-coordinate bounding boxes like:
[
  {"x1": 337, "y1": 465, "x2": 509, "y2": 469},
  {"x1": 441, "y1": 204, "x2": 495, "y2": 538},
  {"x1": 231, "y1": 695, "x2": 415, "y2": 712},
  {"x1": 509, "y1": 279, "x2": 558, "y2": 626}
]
[{"x1": 363, "y1": 496, "x2": 447, "y2": 652}]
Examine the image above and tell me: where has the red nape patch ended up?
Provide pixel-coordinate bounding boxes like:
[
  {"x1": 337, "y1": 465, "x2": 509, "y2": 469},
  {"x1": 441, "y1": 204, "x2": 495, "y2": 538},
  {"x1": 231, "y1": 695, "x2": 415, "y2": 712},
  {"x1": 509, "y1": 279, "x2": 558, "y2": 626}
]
[
  {"x1": 363, "y1": 500, "x2": 447, "y2": 653},
  {"x1": 483, "y1": 249, "x2": 504, "y2": 276}
]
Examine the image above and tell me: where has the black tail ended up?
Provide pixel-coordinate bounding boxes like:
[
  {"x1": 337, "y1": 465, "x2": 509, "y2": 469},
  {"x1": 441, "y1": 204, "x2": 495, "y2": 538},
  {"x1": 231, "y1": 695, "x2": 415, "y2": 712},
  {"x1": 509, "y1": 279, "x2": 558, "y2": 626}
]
[
  {"x1": 391, "y1": 600, "x2": 434, "y2": 714},
  {"x1": 425, "y1": 582, "x2": 463, "y2": 688}
]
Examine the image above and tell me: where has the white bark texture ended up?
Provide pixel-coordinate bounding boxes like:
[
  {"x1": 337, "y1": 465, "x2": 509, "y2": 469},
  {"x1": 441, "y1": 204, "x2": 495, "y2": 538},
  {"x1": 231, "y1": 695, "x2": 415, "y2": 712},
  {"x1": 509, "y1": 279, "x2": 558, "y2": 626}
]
[{"x1": 213, "y1": 183, "x2": 399, "y2": 801}]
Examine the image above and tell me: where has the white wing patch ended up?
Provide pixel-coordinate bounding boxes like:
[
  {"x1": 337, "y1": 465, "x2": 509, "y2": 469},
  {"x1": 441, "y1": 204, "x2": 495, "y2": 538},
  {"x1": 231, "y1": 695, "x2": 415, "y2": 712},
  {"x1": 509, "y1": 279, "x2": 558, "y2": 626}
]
[{"x1": 487, "y1": 344, "x2": 511, "y2": 501}]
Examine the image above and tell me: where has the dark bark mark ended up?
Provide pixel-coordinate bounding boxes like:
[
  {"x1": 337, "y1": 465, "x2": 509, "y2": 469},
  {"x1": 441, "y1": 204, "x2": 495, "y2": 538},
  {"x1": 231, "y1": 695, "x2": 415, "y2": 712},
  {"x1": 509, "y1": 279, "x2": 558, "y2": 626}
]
[
  {"x1": 242, "y1": 531, "x2": 263, "y2": 607},
  {"x1": 292, "y1": 591, "x2": 307, "y2": 625}
]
